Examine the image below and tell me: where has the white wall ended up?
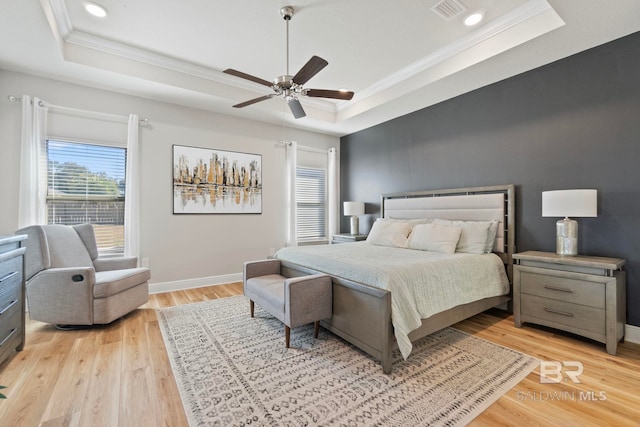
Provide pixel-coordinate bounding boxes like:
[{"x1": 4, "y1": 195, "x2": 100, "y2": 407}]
[{"x1": 0, "y1": 69, "x2": 339, "y2": 291}]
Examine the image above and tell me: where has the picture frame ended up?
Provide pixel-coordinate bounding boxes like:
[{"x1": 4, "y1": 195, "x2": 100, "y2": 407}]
[{"x1": 172, "y1": 144, "x2": 262, "y2": 214}]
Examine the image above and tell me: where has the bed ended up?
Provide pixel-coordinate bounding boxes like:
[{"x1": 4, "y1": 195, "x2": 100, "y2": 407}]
[{"x1": 275, "y1": 184, "x2": 515, "y2": 374}]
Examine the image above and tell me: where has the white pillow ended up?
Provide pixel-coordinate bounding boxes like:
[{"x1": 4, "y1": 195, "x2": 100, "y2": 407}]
[
  {"x1": 407, "y1": 223, "x2": 462, "y2": 254},
  {"x1": 366, "y1": 220, "x2": 412, "y2": 248},
  {"x1": 431, "y1": 219, "x2": 493, "y2": 254},
  {"x1": 485, "y1": 220, "x2": 500, "y2": 253}
]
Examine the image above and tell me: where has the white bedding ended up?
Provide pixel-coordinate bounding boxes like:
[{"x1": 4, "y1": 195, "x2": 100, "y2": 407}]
[{"x1": 275, "y1": 242, "x2": 510, "y2": 359}]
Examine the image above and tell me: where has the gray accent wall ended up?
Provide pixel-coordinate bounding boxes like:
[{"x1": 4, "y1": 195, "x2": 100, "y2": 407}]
[{"x1": 340, "y1": 31, "x2": 640, "y2": 327}]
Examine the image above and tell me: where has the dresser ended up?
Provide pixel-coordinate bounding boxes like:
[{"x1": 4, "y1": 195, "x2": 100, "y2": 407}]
[
  {"x1": 513, "y1": 251, "x2": 626, "y2": 355},
  {"x1": 0, "y1": 234, "x2": 27, "y2": 367}
]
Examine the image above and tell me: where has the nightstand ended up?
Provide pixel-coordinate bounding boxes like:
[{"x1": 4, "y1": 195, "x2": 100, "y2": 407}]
[
  {"x1": 513, "y1": 251, "x2": 626, "y2": 355},
  {"x1": 332, "y1": 233, "x2": 367, "y2": 244}
]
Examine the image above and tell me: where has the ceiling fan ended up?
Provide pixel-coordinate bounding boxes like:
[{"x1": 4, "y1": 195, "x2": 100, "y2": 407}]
[{"x1": 223, "y1": 5, "x2": 354, "y2": 119}]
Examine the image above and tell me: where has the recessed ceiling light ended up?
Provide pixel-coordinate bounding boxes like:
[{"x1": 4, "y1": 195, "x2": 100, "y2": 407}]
[
  {"x1": 84, "y1": 2, "x2": 107, "y2": 18},
  {"x1": 464, "y1": 12, "x2": 483, "y2": 26}
]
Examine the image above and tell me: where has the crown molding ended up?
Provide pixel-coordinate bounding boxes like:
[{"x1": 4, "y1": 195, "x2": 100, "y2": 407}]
[
  {"x1": 46, "y1": 0, "x2": 73, "y2": 38},
  {"x1": 44, "y1": 0, "x2": 337, "y2": 115}
]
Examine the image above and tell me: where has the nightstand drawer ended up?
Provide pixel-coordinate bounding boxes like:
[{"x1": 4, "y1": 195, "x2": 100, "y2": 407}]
[
  {"x1": 521, "y1": 294, "x2": 605, "y2": 336},
  {"x1": 520, "y1": 269, "x2": 605, "y2": 308}
]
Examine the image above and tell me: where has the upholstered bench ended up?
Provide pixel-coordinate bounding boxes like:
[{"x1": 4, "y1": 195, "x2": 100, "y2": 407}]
[{"x1": 243, "y1": 259, "x2": 332, "y2": 347}]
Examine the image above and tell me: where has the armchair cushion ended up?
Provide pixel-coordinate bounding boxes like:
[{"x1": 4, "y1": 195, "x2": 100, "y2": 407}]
[
  {"x1": 94, "y1": 268, "x2": 151, "y2": 299},
  {"x1": 245, "y1": 274, "x2": 287, "y2": 312}
]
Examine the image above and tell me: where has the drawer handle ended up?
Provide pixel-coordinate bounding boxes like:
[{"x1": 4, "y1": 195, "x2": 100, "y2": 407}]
[
  {"x1": 0, "y1": 271, "x2": 18, "y2": 283},
  {"x1": 544, "y1": 285, "x2": 573, "y2": 293},
  {"x1": 544, "y1": 307, "x2": 574, "y2": 317},
  {"x1": 0, "y1": 300, "x2": 18, "y2": 316},
  {"x1": 0, "y1": 328, "x2": 17, "y2": 347}
]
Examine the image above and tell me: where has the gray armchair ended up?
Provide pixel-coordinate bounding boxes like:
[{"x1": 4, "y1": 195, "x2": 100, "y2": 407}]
[{"x1": 16, "y1": 224, "x2": 150, "y2": 327}]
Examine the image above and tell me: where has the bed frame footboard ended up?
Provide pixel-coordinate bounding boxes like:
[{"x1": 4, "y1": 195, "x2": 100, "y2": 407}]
[{"x1": 280, "y1": 260, "x2": 510, "y2": 374}]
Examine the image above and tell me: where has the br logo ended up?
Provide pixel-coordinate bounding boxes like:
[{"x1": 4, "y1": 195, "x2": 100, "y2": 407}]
[{"x1": 539, "y1": 361, "x2": 583, "y2": 384}]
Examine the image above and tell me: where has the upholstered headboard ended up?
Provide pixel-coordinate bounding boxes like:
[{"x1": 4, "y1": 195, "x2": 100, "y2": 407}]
[{"x1": 381, "y1": 185, "x2": 515, "y2": 280}]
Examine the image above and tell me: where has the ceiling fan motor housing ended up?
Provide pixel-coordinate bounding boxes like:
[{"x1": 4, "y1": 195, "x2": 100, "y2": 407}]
[
  {"x1": 281, "y1": 6, "x2": 294, "y2": 20},
  {"x1": 273, "y1": 75, "x2": 294, "y2": 90}
]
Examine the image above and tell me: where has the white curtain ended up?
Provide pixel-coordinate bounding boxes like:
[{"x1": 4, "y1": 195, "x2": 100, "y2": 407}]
[
  {"x1": 327, "y1": 147, "x2": 339, "y2": 240},
  {"x1": 124, "y1": 114, "x2": 140, "y2": 261},
  {"x1": 18, "y1": 96, "x2": 48, "y2": 228},
  {"x1": 285, "y1": 141, "x2": 297, "y2": 246}
]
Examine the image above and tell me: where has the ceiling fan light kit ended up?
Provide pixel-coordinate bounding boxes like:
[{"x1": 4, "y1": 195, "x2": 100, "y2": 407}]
[{"x1": 223, "y1": 5, "x2": 354, "y2": 119}]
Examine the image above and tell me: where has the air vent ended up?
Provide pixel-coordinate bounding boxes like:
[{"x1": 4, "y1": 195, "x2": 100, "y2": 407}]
[{"x1": 431, "y1": 0, "x2": 467, "y2": 21}]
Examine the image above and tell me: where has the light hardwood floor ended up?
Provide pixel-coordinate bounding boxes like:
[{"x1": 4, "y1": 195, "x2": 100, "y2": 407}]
[{"x1": 1, "y1": 282, "x2": 639, "y2": 426}]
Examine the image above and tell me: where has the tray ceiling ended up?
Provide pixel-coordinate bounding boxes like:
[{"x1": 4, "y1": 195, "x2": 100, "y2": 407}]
[{"x1": 1, "y1": 0, "x2": 640, "y2": 136}]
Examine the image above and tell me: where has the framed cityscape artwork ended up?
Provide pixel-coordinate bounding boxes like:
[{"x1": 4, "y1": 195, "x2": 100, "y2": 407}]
[{"x1": 172, "y1": 144, "x2": 262, "y2": 214}]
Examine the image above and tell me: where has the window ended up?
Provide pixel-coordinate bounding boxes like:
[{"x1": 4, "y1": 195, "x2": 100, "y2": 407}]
[
  {"x1": 296, "y1": 167, "x2": 327, "y2": 243},
  {"x1": 46, "y1": 140, "x2": 126, "y2": 255}
]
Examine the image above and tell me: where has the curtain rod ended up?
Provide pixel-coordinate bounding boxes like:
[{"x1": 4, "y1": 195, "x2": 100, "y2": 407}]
[
  {"x1": 7, "y1": 95, "x2": 150, "y2": 126},
  {"x1": 279, "y1": 140, "x2": 330, "y2": 154}
]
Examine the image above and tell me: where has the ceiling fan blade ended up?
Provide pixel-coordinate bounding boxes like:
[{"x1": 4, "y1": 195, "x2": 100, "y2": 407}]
[
  {"x1": 223, "y1": 69, "x2": 273, "y2": 87},
  {"x1": 292, "y1": 56, "x2": 328, "y2": 85},
  {"x1": 233, "y1": 95, "x2": 274, "y2": 108},
  {"x1": 287, "y1": 98, "x2": 306, "y2": 119},
  {"x1": 306, "y1": 89, "x2": 354, "y2": 100}
]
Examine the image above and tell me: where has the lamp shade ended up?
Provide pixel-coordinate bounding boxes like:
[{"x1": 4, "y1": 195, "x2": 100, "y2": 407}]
[
  {"x1": 542, "y1": 189, "x2": 597, "y2": 218},
  {"x1": 343, "y1": 201, "x2": 364, "y2": 216}
]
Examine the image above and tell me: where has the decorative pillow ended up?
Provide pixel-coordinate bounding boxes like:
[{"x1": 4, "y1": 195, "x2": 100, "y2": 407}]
[
  {"x1": 366, "y1": 220, "x2": 412, "y2": 248},
  {"x1": 431, "y1": 219, "x2": 493, "y2": 254},
  {"x1": 407, "y1": 223, "x2": 462, "y2": 254},
  {"x1": 485, "y1": 220, "x2": 500, "y2": 253}
]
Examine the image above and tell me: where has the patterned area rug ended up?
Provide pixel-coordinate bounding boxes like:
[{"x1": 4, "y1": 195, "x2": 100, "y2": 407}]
[{"x1": 157, "y1": 295, "x2": 538, "y2": 426}]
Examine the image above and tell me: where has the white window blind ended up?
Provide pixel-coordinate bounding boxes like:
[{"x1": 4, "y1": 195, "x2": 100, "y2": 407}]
[
  {"x1": 46, "y1": 139, "x2": 127, "y2": 255},
  {"x1": 296, "y1": 167, "x2": 327, "y2": 243}
]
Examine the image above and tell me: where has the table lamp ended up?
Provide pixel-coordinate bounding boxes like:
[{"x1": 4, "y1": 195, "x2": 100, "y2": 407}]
[
  {"x1": 542, "y1": 189, "x2": 597, "y2": 256},
  {"x1": 344, "y1": 201, "x2": 365, "y2": 235}
]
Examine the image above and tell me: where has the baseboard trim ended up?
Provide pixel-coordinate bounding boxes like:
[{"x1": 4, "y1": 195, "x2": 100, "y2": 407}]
[
  {"x1": 625, "y1": 324, "x2": 640, "y2": 344},
  {"x1": 149, "y1": 273, "x2": 242, "y2": 294}
]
